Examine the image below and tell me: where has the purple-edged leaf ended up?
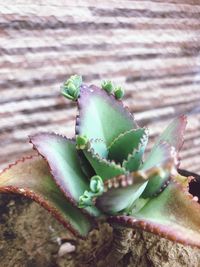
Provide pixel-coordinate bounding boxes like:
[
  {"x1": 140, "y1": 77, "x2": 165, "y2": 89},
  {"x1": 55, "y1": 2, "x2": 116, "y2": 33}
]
[
  {"x1": 122, "y1": 129, "x2": 149, "y2": 171},
  {"x1": 141, "y1": 142, "x2": 176, "y2": 171},
  {"x1": 108, "y1": 181, "x2": 200, "y2": 248},
  {"x1": 96, "y1": 180, "x2": 148, "y2": 214},
  {"x1": 150, "y1": 115, "x2": 187, "y2": 156},
  {"x1": 77, "y1": 84, "x2": 137, "y2": 153},
  {"x1": 30, "y1": 133, "x2": 100, "y2": 216},
  {"x1": 0, "y1": 155, "x2": 95, "y2": 237},
  {"x1": 108, "y1": 128, "x2": 148, "y2": 164},
  {"x1": 83, "y1": 146, "x2": 126, "y2": 181},
  {"x1": 142, "y1": 116, "x2": 186, "y2": 176}
]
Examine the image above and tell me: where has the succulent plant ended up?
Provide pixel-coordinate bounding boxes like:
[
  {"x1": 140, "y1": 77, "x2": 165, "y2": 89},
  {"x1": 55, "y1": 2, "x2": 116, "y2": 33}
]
[{"x1": 0, "y1": 75, "x2": 200, "y2": 265}]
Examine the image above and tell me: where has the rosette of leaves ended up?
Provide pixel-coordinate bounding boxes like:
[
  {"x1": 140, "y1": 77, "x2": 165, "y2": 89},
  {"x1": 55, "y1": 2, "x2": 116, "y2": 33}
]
[{"x1": 0, "y1": 75, "x2": 200, "y2": 262}]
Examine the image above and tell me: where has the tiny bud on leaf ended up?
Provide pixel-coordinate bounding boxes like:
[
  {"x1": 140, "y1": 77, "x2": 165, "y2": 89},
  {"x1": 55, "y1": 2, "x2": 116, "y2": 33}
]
[
  {"x1": 78, "y1": 190, "x2": 94, "y2": 208},
  {"x1": 76, "y1": 135, "x2": 88, "y2": 150},
  {"x1": 90, "y1": 175, "x2": 104, "y2": 195},
  {"x1": 101, "y1": 80, "x2": 114, "y2": 93},
  {"x1": 114, "y1": 86, "x2": 124, "y2": 100},
  {"x1": 78, "y1": 176, "x2": 104, "y2": 208},
  {"x1": 61, "y1": 75, "x2": 82, "y2": 101}
]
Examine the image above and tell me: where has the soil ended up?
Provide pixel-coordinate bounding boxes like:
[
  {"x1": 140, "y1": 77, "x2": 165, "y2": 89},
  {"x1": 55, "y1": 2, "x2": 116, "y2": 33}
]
[{"x1": 0, "y1": 194, "x2": 200, "y2": 267}]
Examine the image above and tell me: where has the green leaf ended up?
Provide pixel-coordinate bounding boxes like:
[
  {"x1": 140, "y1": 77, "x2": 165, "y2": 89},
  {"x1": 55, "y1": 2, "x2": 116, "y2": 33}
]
[
  {"x1": 123, "y1": 151, "x2": 145, "y2": 172},
  {"x1": 121, "y1": 129, "x2": 148, "y2": 171},
  {"x1": 0, "y1": 155, "x2": 95, "y2": 237},
  {"x1": 77, "y1": 85, "x2": 137, "y2": 154},
  {"x1": 141, "y1": 172, "x2": 169, "y2": 198},
  {"x1": 149, "y1": 116, "x2": 187, "y2": 158},
  {"x1": 108, "y1": 181, "x2": 200, "y2": 248},
  {"x1": 141, "y1": 142, "x2": 176, "y2": 198},
  {"x1": 30, "y1": 133, "x2": 100, "y2": 217},
  {"x1": 84, "y1": 148, "x2": 126, "y2": 181},
  {"x1": 88, "y1": 139, "x2": 108, "y2": 159},
  {"x1": 76, "y1": 150, "x2": 95, "y2": 178},
  {"x1": 96, "y1": 180, "x2": 148, "y2": 214},
  {"x1": 142, "y1": 116, "x2": 186, "y2": 178},
  {"x1": 108, "y1": 128, "x2": 148, "y2": 164},
  {"x1": 141, "y1": 141, "x2": 176, "y2": 171}
]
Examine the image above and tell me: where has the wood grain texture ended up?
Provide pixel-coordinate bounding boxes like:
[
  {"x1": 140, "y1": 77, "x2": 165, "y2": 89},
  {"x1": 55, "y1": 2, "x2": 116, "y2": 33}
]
[{"x1": 0, "y1": 0, "x2": 200, "y2": 173}]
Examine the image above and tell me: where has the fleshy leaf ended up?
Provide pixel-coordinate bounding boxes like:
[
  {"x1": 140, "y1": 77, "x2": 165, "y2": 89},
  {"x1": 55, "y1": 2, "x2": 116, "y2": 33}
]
[
  {"x1": 77, "y1": 150, "x2": 95, "y2": 178},
  {"x1": 0, "y1": 155, "x2": 95, "y2": 237},
  {"x1": 108, "y1": 181, "x2": 200, "y2": 248},
  {"x1": 77, "y1": 84, "x2": 137, "y2": 154},
  {"x1": 96, "y1": 180, "x2": 148, "y2": 214},
  {"x1": 141, "y1": 142, "x2": 176, "y2": 171},
  {"x1": 88, "y1": 139, "x2": 108, "y2": 159},
  {"x1": 148, "y1": 116, "x2": 187, "y2": 159},
  {"x1": 122, "y1": 129, "x2": 149, "y2": 172},
  {"x1": 83, "y1": 145, "x2": 126, "y2": 181},
  {"x1": 123, "y1": 150, "x2": 145, "y2": 172},
  {"x1": 141, "y1": 172, "x2": 170, "y2": 199},
  {"x1": 108, "y1": 128, "x2": 148, "y2": 164},
  {"x1": 141, "y1": 142, "x2": 176, "y2": 198},
  {"x1": 30, "y1": 133, "x2": 100, "y2": 216}
]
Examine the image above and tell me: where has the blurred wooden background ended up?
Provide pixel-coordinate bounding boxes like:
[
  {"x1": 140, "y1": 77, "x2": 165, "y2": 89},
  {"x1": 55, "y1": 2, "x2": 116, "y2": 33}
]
[{"x1": 0, "y1": 0, "x2": 200, "y2": 173}]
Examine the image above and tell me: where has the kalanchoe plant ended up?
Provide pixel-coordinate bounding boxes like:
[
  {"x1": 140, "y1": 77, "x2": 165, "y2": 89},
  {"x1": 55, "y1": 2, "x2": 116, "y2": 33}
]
[{"x1": 0, "y1": 75, "x2": 200, "y2": 266}]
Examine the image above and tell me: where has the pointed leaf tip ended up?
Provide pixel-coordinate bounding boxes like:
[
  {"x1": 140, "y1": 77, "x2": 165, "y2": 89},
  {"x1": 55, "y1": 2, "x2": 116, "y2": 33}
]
[
  {"x1": 83, "y1": 146, "x2": 126, "y2": 181},
  {"x1": 152, "y1": 115, "x2": 187, "y2": 154},
  {"x1": 30, "y1": 132, "x2": 101, "y2": 217},
  {"x1": 144, "y1": 115, "x2": 187, "y2": 172},
  {"x1": 77, "y1": 84, "x2": 137, "y2": 147},
  {"x1": 108, "y1": 128, "x2": 148, "y2": 164}
]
